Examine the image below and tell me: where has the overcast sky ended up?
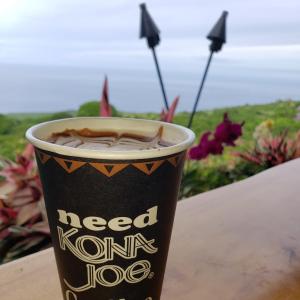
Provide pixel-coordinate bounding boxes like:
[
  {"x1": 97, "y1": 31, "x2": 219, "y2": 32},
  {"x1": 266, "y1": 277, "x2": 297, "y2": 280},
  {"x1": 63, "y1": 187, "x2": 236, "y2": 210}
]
[{"x1": 0, "y1": 0, "x2": 299, "y2": 112}]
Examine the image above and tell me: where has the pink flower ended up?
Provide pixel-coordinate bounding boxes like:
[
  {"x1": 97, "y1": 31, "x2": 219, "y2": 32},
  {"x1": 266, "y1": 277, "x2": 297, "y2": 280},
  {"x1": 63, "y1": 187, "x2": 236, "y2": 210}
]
[
  {"x1": 189, "y1": 113, "x2": 244, "y2": 160},
  {"x1": 160, "y1": 96, "x2": 179, "y2": 123},
  {"x1": 100, "y1": 76, "x2": 112, "y2": 117},
  {"x1": 214, "y1": 113, "x2": 244, "y2": 146},
  {"x1": 189, "y1": 132, "x2": 224, "y2": 160}
]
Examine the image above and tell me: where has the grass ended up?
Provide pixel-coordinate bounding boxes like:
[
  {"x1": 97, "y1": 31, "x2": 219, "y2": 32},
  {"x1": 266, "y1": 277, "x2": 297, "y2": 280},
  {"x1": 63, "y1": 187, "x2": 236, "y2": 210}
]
[
  {"x1": 125, "y1": 100, "x2": 300, "y2": 151},
  {"x1": 0, "y1": 111, "x2": 75, "y2": 158},
  {"x1": 1, "y1": 100, "x2": 300, "y2": 160}
]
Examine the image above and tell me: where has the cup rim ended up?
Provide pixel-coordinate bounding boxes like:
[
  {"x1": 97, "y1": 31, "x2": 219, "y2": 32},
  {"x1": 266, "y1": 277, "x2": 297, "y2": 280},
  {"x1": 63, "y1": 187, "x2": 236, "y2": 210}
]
[{"x1": 26, "y1": 117, "x2": 195, "y2": 160}]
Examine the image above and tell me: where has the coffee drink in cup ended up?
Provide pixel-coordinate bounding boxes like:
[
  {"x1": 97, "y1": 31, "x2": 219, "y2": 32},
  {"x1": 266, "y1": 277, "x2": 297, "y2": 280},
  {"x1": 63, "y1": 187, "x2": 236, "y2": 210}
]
[
  {"x1": 26, "y1": 117, "x2": 194, "y2": 300},
  {"x1": 47, "y1": 126, "x2": 173, "y2": 150}
]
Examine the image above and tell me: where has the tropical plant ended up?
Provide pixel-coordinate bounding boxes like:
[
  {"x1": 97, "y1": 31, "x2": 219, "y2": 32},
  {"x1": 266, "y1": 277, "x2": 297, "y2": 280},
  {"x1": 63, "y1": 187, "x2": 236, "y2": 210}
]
[
  {"x1": 189, "y1": 113, "x2": 244, "y2": 160},
  {"x1": 237, "y1": 130, "x2": 300, "y2": 168},
  {"x1": 0, "y1": 145, "x2": 51, "y2": 263},
  {"x1": 252, "y1": 119, "x2": 274, "y2": 142},
  {"x1": 180, "y1": 113, "x2": 245, "y2": 198},
  {"x1": 160, "y1": 96, "x2": 180, "y2": 123}
]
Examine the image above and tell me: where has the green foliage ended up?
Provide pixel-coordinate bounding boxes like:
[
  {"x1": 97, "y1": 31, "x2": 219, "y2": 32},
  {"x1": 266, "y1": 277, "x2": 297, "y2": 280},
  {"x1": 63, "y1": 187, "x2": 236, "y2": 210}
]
[
  {"x1": 0, "y1": 115, "x2": 18, "y2": 135},
  {"x1": 77, "y1": 100, "x2": 119, "y2": 117},
  {"x1": 49, "y1": 111, "x2": 74, "y2": 120},
  {"x1": 0, "y1": 99, "x2": 300, "y2": 197},
  {"x1": 77, "y1": 101, "x2": 99, "y2": 117},
  {"x1": 180, "y1": 159, "x2": 265, "y2": 199},
  {"x1": 0, "y1": 114, "x2": 54, "y2": 159},
  {"x1": 0, "y1": 135, "x2": 27, "y2": 159},
  {"x1": 2, "y1": 99, "x2": 299, "y2": 264},
  {"x1": 175, "y1": 100, "x2": 300, "y2": 144}
]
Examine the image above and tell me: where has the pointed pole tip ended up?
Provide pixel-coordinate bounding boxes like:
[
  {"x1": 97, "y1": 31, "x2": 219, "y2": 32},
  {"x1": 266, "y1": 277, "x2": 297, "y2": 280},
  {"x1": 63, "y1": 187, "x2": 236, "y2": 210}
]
[
  {"x1": 223, "y1": 10, "x2": 229, "y2": 17},
  {"x1": 140, "y1": 3, "x2": 146, "y2": 9}
]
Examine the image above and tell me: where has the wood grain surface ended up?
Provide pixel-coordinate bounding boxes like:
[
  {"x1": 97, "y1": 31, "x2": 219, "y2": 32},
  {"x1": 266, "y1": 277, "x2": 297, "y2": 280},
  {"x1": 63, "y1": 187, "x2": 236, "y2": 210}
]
[{"x1": 1, "y1": 159, "x2": 300, "y2": 300}]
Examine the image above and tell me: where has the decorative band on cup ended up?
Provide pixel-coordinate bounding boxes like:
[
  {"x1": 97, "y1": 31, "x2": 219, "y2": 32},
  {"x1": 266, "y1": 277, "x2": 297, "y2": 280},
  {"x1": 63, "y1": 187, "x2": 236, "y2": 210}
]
[{"x1": 35, "y1": 149, "x2": 185, "y2": 177}]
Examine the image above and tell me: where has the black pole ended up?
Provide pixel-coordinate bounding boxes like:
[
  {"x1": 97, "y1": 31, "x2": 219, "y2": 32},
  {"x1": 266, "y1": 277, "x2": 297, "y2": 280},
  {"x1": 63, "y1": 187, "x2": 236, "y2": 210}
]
[
  {"x1": 187, "y1": 51, "x2": 214, "y2": 128},
  {"x1": 151, "y1": 48, "x2": 169, "y2": 110}
]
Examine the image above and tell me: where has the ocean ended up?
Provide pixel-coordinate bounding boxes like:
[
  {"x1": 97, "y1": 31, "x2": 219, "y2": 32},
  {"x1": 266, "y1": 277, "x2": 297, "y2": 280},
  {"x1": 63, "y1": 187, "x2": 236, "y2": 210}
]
[{"x1": 0, "y1": 61, "x2": 299, "y2": 114}]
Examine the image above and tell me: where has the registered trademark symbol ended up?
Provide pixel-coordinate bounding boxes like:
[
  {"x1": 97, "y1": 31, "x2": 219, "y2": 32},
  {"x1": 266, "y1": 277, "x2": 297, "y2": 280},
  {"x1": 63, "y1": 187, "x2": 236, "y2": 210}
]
[{"x1": 148, "y1": 272, "x2": 155, "y2": 279}]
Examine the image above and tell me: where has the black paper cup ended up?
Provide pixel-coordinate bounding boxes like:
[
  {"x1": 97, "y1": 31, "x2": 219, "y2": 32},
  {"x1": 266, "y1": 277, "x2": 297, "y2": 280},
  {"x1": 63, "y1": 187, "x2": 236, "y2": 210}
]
[{"x1": 26, "y1": 117, "x2": 194, "y2": 300}]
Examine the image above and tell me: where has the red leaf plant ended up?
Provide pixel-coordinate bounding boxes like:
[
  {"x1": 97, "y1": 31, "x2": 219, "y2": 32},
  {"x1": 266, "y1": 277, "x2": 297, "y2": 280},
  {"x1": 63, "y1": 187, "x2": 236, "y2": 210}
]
[
  {"x1": 189, "y1": 113, "x2": 244, "y2": 160},
  {"x1": 100, "y1": 76, "x2": 112, "y2": 117},
  {"x1": 0, "y1": 144, "x2": 51, "y2": 263},
  {"x1": 237, "y1": 130, "x2": 300, "y2": 168},
  {"x1": 160, "y1": 96, "x2": 179, "y2": 123}
]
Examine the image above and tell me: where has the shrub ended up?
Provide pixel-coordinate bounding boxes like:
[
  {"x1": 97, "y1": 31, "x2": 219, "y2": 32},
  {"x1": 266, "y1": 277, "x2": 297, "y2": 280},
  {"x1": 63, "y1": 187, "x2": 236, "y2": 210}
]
[
  {"x1": 49, "y1": 111, "x2": 74, "y2": 120},
  {"x1": 77, "y1": 101, "x2": 119, "y2": 117}
]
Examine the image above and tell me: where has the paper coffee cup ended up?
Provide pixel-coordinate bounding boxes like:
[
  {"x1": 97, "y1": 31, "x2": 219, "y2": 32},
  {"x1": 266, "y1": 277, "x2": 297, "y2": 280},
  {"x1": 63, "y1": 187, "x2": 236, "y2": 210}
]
[{"x1": 26, "y1": 117, "x2": 195, "y2": 300}]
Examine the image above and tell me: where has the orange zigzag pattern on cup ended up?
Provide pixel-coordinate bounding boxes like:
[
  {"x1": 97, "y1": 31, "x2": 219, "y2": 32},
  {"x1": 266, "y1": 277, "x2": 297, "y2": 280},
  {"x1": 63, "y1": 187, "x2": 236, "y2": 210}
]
[
  {"x1": 89, "y1": 163, "x2": 129, "y2": 177},
  {"x1": 35, "y1": 149, "x2": 183, "y2": 176}
]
